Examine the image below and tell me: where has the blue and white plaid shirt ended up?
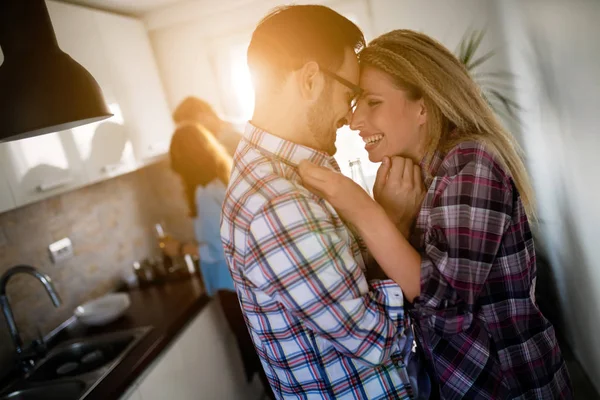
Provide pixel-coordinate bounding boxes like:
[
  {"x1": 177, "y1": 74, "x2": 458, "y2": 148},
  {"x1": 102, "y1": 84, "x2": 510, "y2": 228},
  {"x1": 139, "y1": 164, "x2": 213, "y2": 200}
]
[{"x1": 220, "y1": 123, "x2": 416, "y2": 399}]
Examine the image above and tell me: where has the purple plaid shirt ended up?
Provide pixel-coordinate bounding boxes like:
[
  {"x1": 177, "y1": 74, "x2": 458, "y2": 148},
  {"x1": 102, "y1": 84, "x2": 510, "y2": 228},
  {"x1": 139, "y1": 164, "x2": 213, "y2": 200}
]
[
  {"x1": 220, "y1": 123, "x2": 416, "y2": 399},
  {"x1": 409, "y1": 141, "x2": 572, "y2": 399}
]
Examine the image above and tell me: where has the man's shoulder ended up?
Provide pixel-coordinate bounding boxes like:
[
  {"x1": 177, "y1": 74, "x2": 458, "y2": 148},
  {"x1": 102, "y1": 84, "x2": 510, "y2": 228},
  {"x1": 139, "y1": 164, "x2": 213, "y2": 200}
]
[{"x1": 225, "y1": 147, "x2": 326, "y2": 221}]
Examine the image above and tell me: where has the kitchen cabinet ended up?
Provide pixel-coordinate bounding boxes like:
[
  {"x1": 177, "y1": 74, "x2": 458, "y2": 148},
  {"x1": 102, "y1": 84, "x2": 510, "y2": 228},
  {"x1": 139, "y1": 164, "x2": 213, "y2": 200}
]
[
  {"x1": 93, "y1": 11, "x2": 174, "y2": 165},
  {"x1": 46, "y1": 1, "x2": 138, "y2": 185},
  {"x1": 175, "y1": 301, "x2": 252, "y2": 400},
  {"x1": 0, "y1": 168, "x2": 16, "y2": 214},
  {"x1": 47, "y1": 0, "x2": 171, "y2": 177},
  {"x1": 0, "y1": 2, "x2": 173, "y2": 210},
  {"x1": 47, "y1": 1, "x2": 138, "y2": 184},
  {"x1": 0, "y1": 50, "x2": 12, "y2": 214},
  {"x1": 0, "y1": 132, "x2": 88, "y2": 207},
  {"x1": 137, "y1": 339, "x2": 190, "y2": 400},
  {"x1": 0, "y1": 22, "x2": 86, "y2": 208},
  {"x1": 125, "y1": 301, "x2": 259, "y2": 400}
]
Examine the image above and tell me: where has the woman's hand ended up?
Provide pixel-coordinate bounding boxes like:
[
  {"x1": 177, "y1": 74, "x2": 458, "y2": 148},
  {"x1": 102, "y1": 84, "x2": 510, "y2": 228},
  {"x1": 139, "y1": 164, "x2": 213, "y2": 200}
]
[
  {"x1": 298, "y1": 160, "x2": 377, "y2": 225},
  {"x1": 300, "y1": 159, "x2": 423, "y2": 299},
  {"x1": 373, "y1": 156, "x2": 426, "y2": 237}
]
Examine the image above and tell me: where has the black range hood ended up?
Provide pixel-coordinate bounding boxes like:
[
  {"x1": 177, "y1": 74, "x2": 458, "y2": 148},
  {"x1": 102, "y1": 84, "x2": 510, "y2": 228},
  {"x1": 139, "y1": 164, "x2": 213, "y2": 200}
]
[{"x1": 0, "y1": 0, "x2": 112, "y2": 143}]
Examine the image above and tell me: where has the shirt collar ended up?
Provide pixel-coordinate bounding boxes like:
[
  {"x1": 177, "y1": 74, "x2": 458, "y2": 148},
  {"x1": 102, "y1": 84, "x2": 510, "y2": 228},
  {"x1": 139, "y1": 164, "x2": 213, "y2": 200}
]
[{"x1": 243, "y1": 122, "x2": 339, "y2": 170}]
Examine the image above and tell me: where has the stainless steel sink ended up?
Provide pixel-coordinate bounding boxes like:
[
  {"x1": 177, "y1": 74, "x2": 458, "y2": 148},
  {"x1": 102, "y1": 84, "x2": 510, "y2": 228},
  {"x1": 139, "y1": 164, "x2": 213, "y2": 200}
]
[
  {"x1": 0, "y1": 380, "x2": 85, "y2": 400},
  {"x1": 28, "y1": 331, "x2": 136, "y2": 381},
  {"x1": 0, "y1": 326, "x2": 151, "y2": 400}
]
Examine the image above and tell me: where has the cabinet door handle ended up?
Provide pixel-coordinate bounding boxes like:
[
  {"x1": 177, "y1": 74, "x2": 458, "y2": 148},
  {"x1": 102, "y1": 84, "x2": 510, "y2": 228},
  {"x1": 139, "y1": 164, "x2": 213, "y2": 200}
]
[{"x1": 36, "y1": 177, "x2": 73, "y2": 192}]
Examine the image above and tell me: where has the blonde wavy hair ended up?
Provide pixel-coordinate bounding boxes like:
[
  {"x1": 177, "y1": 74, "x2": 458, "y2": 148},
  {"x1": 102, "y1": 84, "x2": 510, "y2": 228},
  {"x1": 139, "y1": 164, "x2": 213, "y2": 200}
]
[{"x1": 360, "y1": 30, "x2": 535, "y2": 218}]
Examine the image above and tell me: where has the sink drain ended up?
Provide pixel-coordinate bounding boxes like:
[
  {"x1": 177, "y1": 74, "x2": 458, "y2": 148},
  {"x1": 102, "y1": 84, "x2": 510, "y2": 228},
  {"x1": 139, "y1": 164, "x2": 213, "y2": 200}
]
[
  {"x1": 81, "y1": 350, "x2": 104, "y2": 364},
  {"x1": 56, "y1": 361, "x2": 79, "y2": 375}
]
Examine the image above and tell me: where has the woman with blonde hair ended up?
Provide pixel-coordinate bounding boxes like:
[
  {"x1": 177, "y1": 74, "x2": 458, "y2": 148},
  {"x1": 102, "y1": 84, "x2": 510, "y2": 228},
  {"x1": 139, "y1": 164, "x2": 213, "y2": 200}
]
[
  {"x1": 168, "y1": 123, "x2": 274, "y2": 399},
  {"x1": 299, "y1": 30, "x2": 572, "y2": 399}
]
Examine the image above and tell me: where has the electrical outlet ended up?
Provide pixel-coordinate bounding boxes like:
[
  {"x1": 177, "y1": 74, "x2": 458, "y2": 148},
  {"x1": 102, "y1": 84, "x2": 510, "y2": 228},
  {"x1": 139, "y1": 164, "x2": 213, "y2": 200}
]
[{"x1": 48, "y1": 237, "x2": 74, "y2": 264}]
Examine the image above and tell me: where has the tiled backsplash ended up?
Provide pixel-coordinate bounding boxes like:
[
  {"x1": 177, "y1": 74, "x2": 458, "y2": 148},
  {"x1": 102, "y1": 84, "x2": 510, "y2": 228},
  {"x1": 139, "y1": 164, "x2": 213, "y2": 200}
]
[{"x1": 0, "y1": 160, "x2": 194, "y2": 374}]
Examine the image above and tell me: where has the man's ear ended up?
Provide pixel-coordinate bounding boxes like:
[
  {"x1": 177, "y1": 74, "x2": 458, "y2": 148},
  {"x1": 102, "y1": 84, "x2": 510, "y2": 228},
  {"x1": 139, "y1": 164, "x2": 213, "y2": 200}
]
[{"x1": 297, "y1": 61, "x2": 324, "y2": 102}]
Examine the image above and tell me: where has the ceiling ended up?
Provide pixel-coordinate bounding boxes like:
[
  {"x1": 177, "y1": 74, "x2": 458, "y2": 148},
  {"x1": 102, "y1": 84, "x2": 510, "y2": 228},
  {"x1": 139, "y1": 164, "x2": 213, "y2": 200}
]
[{"x1": 58, "y1": 0, "x2": 187, "y2": 17}]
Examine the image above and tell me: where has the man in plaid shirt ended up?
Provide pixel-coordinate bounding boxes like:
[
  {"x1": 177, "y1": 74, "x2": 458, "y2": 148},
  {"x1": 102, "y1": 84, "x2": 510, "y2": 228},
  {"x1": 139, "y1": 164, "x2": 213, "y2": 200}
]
[{"x1": 220, "y1": 5, "x2": 421, "y2": 400}]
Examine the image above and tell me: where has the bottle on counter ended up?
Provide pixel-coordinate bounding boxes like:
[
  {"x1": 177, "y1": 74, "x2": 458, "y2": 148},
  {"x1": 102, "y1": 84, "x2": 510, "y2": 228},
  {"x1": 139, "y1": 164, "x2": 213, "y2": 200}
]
[
  {"x1": 349, "y1": 158, "x2": 371, "y2": 196},
  {"x1": 133, "y1": 260, "x2": 153, "y2": 287},
  {"x1": 184, "y1": 254, "x2": 199, "y2": 276},
  {"x1": 154, "y1": 222, "x2": 173, "y2": 276}
]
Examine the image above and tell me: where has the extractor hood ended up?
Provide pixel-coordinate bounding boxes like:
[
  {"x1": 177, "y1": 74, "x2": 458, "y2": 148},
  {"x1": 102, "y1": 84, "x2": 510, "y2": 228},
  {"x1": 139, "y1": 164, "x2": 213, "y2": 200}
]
[{"x1": 0, "y1": 0, "x2": 112, "y2": 143}]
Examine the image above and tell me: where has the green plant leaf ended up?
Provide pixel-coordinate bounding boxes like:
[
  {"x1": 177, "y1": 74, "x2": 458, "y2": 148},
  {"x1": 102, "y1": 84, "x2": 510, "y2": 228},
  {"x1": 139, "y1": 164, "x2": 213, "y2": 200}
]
[
  {"x1": 456, "y1": 29, "x2": 522, "y2": 126},
  {"x1": 458, "y1": 30, "x2": 485, "y2": 67},
  {"x1": 486, "y1": 90, "x2": 521, "y2": 119},
  {"x1": 467, "y1": 49, "x2": 496, "y2": 71},
  {"x1": 477, "y1": 79, "x2": 514, "y2": 91},
  {"x1": 485, "y1": 96, "x2": 514, "y2": 121},
  {"x1": 472, "y1": 71, "x2": 516, "y2": 80}
]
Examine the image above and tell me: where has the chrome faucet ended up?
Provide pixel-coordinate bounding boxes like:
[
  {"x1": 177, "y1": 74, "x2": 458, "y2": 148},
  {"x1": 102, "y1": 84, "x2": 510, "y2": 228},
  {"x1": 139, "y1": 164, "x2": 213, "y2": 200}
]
[{"x1": 0, "y1": 265, "x2": 62, "y2": 362}]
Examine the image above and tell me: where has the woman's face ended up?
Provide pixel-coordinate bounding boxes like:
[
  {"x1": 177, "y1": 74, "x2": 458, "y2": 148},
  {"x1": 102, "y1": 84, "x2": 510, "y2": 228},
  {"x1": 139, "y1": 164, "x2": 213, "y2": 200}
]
[{"x1": 350, "y1": 67, "x2": 427, "y2": 163}]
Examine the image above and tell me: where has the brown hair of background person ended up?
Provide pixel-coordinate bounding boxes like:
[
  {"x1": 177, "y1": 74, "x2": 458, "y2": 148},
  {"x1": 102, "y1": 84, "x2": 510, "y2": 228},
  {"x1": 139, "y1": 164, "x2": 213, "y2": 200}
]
[{"x1": 169, "y1": 123, "x2": 231, "y2": 217}]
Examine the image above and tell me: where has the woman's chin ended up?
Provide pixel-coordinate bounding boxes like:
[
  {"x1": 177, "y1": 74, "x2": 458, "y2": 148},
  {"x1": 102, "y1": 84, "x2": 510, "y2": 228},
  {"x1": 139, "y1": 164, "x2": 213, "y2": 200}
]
[
  {"x1": 368, "y1": 146, "x2": 411, "y2": 164},
  {"x1": 367, "y1": 147, "x2": 393, "y2": 164},
  {"x1": 367, "y1": 152, "x2": 383, "y2": 163}
]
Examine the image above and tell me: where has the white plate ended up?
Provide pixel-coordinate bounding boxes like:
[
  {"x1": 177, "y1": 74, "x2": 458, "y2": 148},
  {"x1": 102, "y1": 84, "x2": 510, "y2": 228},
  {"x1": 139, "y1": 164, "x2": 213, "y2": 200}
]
[{"x1": 74, "y1": 293, "x2": 131, "y2": 326}]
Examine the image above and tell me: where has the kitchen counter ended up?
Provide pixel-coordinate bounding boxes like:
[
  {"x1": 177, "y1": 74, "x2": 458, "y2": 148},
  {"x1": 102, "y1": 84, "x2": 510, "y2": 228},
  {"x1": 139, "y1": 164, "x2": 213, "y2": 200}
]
[{"x1": 43, "y1": 277, "x2": 210, "y2": 400}]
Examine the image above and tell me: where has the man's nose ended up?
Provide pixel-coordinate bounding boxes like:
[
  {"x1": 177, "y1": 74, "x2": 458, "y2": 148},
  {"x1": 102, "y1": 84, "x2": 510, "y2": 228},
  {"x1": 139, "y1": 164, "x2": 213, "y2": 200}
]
[
  {"x1": 349, "y1": 107, "x2": 363, "y2": 131},
  {"x1": 336, "y1": 107, "x2": 352, "y2": 128},
  {"x1": 342, "y1": 108, "x2": 354, "y2": 127}
]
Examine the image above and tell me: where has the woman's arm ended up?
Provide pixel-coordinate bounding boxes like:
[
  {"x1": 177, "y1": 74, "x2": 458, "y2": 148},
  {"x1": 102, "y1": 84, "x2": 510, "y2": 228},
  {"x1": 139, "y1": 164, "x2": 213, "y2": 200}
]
[
  {"x1": 298, "y1": 158, "x2": 424, "y2": 300},
  {"x1": 355, "y1": 202, "x2": 422, "y2": 301}
]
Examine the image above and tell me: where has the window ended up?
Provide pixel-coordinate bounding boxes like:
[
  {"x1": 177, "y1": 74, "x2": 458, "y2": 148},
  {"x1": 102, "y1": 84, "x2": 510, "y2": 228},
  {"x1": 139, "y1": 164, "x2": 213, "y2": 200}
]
[
  {"x1": 228, "y1": 43, "x2": 255, "y2": 121},
  {"x1": 212, "y1": 39, "x2": 254, "y2": 123}
]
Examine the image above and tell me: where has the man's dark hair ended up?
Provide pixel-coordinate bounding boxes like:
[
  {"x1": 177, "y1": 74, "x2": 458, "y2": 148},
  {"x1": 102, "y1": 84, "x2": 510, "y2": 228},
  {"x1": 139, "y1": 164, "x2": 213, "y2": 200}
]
[{"x1": 247, "y1": 5, "x2": 365, "y2": 89}]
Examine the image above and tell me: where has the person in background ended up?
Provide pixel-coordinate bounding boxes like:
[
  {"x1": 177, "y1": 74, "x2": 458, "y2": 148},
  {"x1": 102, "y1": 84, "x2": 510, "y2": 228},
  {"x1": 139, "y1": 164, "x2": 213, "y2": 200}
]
[
  {"x1": 220, "y1": 5, "x2": 425, "y2": 399},
  {"x1": 172, "y1": 96, "x2": 242, "y2": 156},
  {"x1": 299, "y1": 29, "x2": 573, "y2": 399},
  {"x1": 166, "y1": 122, "x2": 274, "y2": 399}
]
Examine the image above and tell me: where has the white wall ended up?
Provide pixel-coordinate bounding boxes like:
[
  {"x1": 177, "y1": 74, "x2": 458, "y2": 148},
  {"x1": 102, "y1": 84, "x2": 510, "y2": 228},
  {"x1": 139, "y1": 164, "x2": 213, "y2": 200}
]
[
  {"x1": 367, "y1": 0, "x2": 510, "y2": 93},
  {"x1": 370, "y1": 0, "x2": 495, "y2": 42},
  {"x1": 499, "y1": 0, "x2": 600, "y2": 391}
]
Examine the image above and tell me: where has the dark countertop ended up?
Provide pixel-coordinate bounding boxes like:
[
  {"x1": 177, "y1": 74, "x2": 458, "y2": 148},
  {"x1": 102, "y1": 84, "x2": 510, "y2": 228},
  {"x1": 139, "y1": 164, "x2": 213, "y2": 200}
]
[{"x1": 42, "y1": 277, "x2": 210, "y2": 400}]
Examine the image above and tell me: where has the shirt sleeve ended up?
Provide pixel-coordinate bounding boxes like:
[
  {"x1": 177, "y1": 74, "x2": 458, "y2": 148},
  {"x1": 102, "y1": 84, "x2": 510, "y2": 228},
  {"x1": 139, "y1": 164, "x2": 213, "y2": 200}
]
[
  {"x1": 246, "y1": 192, "x2": 407, "y2": 367},
  {"x1": 413, "y1": 159, "x2": 512, "y2": 337}
]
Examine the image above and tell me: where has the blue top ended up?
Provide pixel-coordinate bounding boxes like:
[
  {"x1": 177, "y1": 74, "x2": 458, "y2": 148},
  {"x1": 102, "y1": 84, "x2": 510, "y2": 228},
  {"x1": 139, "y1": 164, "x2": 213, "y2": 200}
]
[{"x1": 194, "y1": 179, "x2": 235, "y2": 296}]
